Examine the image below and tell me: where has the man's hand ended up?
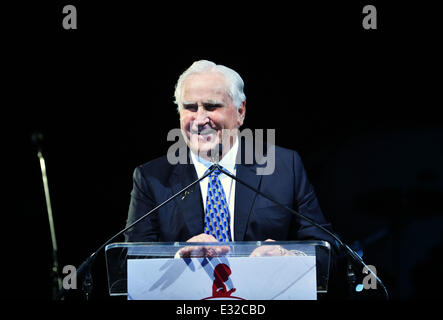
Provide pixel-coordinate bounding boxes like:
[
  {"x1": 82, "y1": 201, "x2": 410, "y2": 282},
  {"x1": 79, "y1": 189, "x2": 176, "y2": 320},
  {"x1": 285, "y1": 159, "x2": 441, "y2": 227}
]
[
  {"x1": 186, "y1": 233, "x2": 219, "y2": 243},
  {"x1": 178, "y1": 233, "x2": 230, "y2": 258},
  {"x1": 249, "y1": 239, "x2": 296, "y2": 257}
]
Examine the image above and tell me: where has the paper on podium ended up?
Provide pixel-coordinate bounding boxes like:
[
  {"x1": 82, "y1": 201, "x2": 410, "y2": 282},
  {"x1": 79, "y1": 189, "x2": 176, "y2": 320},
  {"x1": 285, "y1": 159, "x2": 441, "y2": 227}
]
[{"x1": 127, "y1": 255, "x2": 317, "y2": 300}]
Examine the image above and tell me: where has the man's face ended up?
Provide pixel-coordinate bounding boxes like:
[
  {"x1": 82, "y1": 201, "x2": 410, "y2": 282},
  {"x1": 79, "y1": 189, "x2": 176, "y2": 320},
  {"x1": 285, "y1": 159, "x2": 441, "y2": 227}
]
[{"x1": 179, "y1": 72, "x2": 245, "y2": 159}]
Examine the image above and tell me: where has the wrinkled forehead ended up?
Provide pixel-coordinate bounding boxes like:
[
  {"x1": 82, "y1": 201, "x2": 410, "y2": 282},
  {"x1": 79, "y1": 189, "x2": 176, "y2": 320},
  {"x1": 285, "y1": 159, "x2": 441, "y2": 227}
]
[{"x1": 181, "y1": 72, "x2": 231, "y2": 104}]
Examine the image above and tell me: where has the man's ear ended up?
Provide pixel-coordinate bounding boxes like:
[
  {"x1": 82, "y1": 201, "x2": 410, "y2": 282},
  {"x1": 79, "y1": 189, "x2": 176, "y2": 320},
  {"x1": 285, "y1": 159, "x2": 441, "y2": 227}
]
[{"x1": 237, "y1": 101, "x2": 246, "y2": 126}]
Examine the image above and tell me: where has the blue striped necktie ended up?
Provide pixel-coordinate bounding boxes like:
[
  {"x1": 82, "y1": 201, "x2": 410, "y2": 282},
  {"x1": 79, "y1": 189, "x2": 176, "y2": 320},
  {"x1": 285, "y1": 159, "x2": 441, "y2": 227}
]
[{"x1": 204, "y1": 167, "x2": 232, "y2": 242}]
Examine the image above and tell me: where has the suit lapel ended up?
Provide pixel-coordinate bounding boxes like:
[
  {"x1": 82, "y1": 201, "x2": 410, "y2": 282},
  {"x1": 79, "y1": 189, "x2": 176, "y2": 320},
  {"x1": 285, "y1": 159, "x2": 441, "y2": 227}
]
[
  {"x1": 234, "y1": 163, "x2": 263, "y2": 241},
  {"x1": 169, "y1": 163, "x2": 205, "y2": 237}
]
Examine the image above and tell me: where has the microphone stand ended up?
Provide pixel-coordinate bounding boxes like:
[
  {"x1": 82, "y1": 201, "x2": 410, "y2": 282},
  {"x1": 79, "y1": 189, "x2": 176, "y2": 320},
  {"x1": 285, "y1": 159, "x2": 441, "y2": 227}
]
[
  {"x1": 214, "y1": 163, "x2": 389, "y2": 300},
  {"x1": 34, "y1": 137, "x2": 63, "y2": 299},
  {"x1": 56, "y1": 164, "x2": 218, "y2": 300}
]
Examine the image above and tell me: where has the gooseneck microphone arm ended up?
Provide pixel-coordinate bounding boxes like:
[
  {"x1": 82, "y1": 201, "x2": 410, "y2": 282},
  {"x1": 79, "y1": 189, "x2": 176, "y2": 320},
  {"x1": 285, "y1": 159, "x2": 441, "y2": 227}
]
[
  {"x1": 56, "y1": 164, "x2": 218, "y2": 300},
  {"x1": 214, "y1": 163, "x2": 389, "y2": 300}
]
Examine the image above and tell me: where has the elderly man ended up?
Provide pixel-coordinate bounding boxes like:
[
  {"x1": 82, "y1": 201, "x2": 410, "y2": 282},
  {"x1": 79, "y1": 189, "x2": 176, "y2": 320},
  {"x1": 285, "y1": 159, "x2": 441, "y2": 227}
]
[{"x1": 124, "y1": 60, "x2": 336, "y2": 247}]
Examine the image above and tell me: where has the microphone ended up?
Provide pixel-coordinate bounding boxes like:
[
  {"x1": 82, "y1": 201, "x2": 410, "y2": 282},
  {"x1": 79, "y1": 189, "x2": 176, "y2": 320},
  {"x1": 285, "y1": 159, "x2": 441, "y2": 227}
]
[
  {"x1": 216, "y1": 165, "x2": 389, "y2": 300},
  {"x1": 55, "y1": 163, "x2": 218, "y2": 300},
  {"x1": 31, "y1": 132, "x2": 44, "y2": 150}
]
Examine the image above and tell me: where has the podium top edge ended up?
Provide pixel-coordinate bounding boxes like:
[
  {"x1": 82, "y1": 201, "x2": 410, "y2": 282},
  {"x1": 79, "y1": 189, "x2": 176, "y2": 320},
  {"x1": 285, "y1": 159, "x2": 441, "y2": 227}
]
[{"x1": 105, "y1": 240, "x2": 331, "y2": 251}]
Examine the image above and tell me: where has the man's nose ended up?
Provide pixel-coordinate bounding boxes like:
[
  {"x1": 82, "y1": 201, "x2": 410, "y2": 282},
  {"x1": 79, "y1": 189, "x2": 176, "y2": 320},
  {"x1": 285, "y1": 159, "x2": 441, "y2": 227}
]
[{"x1": 195, "y1": 105, "x2": 209, "y2": 125}]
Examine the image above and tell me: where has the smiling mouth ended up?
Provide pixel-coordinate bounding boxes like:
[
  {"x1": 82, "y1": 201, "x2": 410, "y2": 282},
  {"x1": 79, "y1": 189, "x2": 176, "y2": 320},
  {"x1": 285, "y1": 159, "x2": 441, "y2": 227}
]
[
  {"x1": 191, "y1": 133, "x2": 215, "y2": 141},
  {"x1": 188, "y1": 129, "x2": 219, "y2": 144},
  {"x1": 190, "y1": 128, "x2": 218, "y2": 136}
]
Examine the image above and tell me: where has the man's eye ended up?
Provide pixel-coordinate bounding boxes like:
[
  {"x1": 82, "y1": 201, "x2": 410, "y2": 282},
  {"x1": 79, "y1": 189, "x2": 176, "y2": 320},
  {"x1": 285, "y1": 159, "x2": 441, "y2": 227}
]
[
  {"x1": 204, "y1": 103, "x2": 223, "y2": 111},
  {"x1": 183, "y1": 104, "x2": 198, "y2": 111}
]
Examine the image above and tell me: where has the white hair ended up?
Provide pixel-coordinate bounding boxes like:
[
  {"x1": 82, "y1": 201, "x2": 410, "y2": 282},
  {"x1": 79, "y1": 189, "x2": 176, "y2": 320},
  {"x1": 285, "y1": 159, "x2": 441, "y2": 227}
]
[{"x1": 174, "y1": 60, "x2": 246, "y2": 111}]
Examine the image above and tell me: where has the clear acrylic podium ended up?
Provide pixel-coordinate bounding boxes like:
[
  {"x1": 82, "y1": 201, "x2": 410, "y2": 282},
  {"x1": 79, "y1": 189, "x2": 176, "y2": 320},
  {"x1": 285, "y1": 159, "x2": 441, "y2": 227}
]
[{"x1": 105, "y1": 241, "x2": 331, "y2": 300}]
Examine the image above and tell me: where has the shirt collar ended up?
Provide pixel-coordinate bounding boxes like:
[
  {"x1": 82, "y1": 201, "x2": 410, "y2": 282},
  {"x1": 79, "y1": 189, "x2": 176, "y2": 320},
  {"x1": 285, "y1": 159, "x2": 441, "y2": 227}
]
[{"x1": 190, "y1": 137, "x2": 239, "y2": 178}]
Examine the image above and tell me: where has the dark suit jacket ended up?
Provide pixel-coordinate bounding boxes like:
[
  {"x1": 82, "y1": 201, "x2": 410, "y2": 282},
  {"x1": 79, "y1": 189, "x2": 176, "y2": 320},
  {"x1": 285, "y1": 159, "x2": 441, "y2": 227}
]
[{"x1": 124, "y1": 142, "x2": 337, "y2": 247}]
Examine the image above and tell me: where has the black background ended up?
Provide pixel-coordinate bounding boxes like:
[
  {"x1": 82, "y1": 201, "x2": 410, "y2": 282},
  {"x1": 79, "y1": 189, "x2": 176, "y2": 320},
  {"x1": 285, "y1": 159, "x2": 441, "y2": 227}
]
[{"x1": 7, "y1": 0, "x2": 442, "y2": 306}]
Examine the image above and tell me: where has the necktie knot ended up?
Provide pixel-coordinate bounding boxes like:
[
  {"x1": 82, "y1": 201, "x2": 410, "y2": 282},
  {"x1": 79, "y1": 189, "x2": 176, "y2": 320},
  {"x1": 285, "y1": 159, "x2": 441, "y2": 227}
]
[
  {"x1": 210, "y1": 168, "x2": 221, "y2": 177},
  {"x1": 206, "y1": 165, "x2": 223, "y2": 179}
]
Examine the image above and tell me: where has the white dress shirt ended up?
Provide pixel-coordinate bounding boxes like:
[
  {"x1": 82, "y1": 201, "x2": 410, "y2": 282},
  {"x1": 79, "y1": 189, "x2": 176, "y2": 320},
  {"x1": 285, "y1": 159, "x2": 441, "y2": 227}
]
[{"x1": 190, "y1": 138, "x2": 238, "y2": 241}]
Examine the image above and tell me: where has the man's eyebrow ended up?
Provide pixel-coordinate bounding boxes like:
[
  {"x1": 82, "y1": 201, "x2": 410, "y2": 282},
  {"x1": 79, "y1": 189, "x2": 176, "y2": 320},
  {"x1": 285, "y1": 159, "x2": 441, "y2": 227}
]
[
  {"x1": 203, "y1": 100, "x2": 224, "y2": 105},
  {"x1": 182, "y1": 101, "x2": 224, "y2": 106}
]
